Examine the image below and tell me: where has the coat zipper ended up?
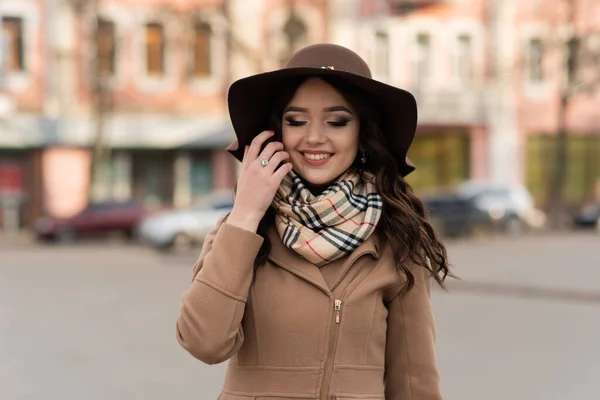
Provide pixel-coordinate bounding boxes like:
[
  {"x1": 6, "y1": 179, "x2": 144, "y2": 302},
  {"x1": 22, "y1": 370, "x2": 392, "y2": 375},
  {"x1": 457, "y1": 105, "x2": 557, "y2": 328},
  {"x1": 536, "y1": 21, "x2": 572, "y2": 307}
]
[
  {"x1": 318, "y1": 251, "x2": 374, "y2": 400},
  {"x1": 320, "y1": 299, "x2": 342, "y2": 400},
  {"x1": 268, "y1": 250, "x2": 374, "y2": 399}
]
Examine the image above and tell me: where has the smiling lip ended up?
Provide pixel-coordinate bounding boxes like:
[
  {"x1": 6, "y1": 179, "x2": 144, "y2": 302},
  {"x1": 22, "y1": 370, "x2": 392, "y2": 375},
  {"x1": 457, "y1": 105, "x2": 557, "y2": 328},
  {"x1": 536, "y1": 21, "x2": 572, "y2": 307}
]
[{"x1": 300, "y1": 151, "x2": 333, "y2": 167}]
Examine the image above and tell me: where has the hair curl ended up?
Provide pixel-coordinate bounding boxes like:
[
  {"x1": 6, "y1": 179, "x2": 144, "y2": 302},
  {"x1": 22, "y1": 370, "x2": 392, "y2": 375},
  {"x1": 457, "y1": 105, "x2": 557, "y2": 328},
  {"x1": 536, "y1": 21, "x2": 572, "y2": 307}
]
[{"x1": 247, "y1": 76, "x2": 450, "y2": 292}]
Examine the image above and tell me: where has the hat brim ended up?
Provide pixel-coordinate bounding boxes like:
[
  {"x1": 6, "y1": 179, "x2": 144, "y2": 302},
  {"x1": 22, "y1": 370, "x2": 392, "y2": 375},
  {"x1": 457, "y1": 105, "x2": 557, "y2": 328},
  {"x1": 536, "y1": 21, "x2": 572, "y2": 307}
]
[{"x1": 226, "y1": 67, "x2": 417, "y2": 177}]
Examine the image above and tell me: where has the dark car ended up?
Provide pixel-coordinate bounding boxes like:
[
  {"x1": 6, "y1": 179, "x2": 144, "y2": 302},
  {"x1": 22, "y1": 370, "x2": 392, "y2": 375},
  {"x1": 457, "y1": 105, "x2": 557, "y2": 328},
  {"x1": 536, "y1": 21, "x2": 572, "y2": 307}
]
[
  {"x1": 572, "y1": 203, "x2": 600, "y2": 229},
  {"x1": 424, "y1": 183, "x2": 545, "y2": 238},
  {"x1": 32, "y1": 201, "x2": 150, "y2": 243},
  {"x1": 424, "y1": 193, "x2": 477, "y2": 237}
]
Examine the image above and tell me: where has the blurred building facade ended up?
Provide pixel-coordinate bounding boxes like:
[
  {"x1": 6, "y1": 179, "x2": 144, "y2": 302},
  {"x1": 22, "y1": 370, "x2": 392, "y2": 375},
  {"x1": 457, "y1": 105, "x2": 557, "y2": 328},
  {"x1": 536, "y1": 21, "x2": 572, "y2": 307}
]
[
  {"x1": 0, "y1": 0, "x2": 328, "y2": 226},
  {"x1": 331, "y1": 0, "x2": 488, "y2": 195},
  {"x1": 511, "y1": 0, "x2": 600, "y2": 206},
  {"x1": 1, "y1": 0, "x2": 599, "y2": 228},
  {"x1": 331, "y1": 0, "x2": 600, "y2": 206}
]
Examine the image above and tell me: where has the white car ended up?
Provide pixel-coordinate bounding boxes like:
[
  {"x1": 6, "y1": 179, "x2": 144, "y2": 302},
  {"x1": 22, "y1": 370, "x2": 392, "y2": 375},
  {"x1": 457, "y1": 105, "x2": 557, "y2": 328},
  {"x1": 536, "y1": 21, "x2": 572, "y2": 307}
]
[
  {"x1": 456, "y1": 180, "x2": 547, "y2": 231},
  {"x1": 138, "y1": 202, "x2": 232, "y2": 251}
]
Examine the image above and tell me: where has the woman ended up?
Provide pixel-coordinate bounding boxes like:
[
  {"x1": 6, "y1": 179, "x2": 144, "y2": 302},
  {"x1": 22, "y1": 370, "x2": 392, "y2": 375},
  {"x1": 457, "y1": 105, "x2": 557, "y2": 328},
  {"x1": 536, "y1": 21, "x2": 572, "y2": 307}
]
[{"x1": 176, "y1": 43, "x2": 449, "y2": 400}]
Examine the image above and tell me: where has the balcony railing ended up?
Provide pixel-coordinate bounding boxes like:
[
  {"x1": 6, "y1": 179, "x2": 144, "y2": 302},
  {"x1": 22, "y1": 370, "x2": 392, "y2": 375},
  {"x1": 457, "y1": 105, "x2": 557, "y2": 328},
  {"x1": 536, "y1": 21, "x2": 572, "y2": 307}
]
[{"x1": 410, "y1": 88, "x2": 486, "y2": 126}]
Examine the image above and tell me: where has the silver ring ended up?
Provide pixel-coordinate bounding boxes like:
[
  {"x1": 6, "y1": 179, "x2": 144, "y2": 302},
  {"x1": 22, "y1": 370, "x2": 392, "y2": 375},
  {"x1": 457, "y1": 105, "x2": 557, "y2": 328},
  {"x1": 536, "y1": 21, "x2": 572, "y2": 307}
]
[{"x1": 258, "y1": 157, "x2": 269, "y2": 167}]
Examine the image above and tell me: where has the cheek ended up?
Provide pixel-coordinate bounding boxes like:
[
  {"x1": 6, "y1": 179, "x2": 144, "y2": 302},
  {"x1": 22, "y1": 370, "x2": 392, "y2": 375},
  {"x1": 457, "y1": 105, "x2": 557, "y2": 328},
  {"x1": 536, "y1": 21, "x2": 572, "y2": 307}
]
[
  {"x1": 338, "y1": 128, "x2": 360, "y2": 155},
  {"x1": 281, "y1": 128, "x2": 295, "y2": 150}
]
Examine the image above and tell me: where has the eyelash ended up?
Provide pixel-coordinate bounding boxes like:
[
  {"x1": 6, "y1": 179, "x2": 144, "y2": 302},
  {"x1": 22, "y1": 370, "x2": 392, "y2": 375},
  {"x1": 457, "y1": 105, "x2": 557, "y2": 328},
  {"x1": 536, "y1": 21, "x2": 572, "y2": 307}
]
[
  {"x1": 284, "y1": 118, "x2": 306, "y2": 127},
  {"x1": 284, "y1": 117, "x2": 351, "y2": 128},
  {"x1": 329, "y1": 119, "x2": 351, "y2": 127}
]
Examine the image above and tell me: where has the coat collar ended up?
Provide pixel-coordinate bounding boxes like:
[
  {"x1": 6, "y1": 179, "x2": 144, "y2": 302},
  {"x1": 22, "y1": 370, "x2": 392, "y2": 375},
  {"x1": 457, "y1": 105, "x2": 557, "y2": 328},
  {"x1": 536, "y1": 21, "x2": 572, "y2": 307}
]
[{"x1": 266, "y1": 225, "x2": 381, "y2": 296}]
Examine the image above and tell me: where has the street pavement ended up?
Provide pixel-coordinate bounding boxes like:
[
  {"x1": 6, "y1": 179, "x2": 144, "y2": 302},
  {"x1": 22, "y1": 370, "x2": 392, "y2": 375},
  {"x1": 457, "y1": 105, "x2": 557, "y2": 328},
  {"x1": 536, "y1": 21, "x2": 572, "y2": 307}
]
[{"x1": 1, "y1": 232, "x2": 600, "y2": 400}]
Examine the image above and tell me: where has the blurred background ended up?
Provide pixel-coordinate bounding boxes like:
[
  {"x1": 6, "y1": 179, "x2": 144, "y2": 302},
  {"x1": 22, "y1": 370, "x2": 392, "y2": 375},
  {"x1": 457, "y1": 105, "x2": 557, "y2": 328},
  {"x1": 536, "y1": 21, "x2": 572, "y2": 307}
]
[{"x1": 1, "y1": 0, "x2": 600, "y2": 399}]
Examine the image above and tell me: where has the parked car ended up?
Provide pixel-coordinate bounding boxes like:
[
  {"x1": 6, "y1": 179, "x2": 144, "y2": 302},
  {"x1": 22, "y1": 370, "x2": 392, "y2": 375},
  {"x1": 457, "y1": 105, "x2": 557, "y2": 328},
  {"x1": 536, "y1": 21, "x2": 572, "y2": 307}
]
[
  {"x1": 424, "y1": 181, "x2": 546, "y2": 238},
  {"x1": 137, "y1": 201, "x2": 233, "y2": 251},
  {"x1": 572, "y1": 203, "x2": 600, "y2": 229},
  {"x1": 32, "y1": 201, "x2": 150, "y2": 243}
]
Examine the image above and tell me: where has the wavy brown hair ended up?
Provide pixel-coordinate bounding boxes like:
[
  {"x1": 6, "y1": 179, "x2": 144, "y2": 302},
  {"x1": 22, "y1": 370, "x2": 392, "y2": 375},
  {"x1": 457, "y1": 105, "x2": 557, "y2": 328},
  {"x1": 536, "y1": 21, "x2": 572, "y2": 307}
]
[{"x1": 248, "y1": 76, "x2": 450, "y2": 292}]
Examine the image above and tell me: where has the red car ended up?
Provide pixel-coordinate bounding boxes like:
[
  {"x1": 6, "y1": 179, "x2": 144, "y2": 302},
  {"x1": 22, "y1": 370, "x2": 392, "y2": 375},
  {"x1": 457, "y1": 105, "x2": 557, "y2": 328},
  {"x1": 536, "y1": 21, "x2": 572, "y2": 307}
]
[{"x1": 32, "y1": 201, "x2": 150, "y2": 243}]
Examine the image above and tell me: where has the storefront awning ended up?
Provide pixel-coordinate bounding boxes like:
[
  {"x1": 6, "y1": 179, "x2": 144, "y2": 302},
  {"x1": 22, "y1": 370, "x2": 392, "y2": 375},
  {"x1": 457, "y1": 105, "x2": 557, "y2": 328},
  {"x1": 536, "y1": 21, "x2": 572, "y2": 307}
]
[{"x1": 177, "y1": 124, "x2": 235, "y2": 149}]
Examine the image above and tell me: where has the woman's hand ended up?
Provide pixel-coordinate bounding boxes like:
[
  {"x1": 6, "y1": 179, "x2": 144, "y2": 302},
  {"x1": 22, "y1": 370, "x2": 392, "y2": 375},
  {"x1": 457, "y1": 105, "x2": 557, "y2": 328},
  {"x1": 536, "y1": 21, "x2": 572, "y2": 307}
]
[{"x1": 227, "y1": 130, "x2": 293, "y2": 232}]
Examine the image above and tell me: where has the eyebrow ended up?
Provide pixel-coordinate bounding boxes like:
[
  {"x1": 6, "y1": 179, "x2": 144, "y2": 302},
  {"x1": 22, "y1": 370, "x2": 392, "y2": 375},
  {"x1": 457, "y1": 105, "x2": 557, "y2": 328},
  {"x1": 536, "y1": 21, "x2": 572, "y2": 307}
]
[{"x1": 283, "y1": 105, "x2": 354, "y2": 114}]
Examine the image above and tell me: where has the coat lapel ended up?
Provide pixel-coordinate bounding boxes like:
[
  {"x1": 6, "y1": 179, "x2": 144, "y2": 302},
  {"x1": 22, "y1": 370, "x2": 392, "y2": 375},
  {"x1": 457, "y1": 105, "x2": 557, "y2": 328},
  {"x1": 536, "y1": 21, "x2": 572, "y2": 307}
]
[
  {"x1": 266, "y1": 226, "x2": 381, "y2": 296},
  {"x1": 328, "y1": 233, "x2": 381, "y2": 293},
  {"x1": 267, "y1": 226, "x2": 330, "y2": 295}
]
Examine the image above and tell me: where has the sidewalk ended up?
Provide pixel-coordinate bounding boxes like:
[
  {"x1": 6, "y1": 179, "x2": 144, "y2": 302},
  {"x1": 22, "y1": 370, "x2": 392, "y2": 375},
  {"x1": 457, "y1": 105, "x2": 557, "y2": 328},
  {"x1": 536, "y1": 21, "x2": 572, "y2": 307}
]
[{"x1": 0, "y1": 230, "x2": 34, "y2": 249}]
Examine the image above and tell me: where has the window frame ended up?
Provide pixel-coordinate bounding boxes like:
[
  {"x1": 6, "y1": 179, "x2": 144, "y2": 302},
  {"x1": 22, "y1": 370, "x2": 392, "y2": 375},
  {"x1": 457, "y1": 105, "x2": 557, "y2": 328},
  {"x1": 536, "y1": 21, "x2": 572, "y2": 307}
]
[
  {"x1": 0, "y1": 2, "x2": 37, "y2": 93},
  {"x1": 1, "y1": 16, "x2": 25, "y2": 73},
  {"x1": 455, "y1": 33, "x2": 473, "y2": 86},
  {"x1": 189, "y1": 20, "x2": 212, "y2": 79},
  {"x1": 372, "y1": 29, "x2": 390, "y2": 81},
  {"x1": 528, "y1": 37, "x2": 545, "y2": 83},
  {"x1": 413, "y1": 32, "x2": 432, "y2": 89},
  {"x1": 96, "y1": 18, "x2": 117, "y2": 77},
  {"x1": 145, "y1": 21, "x2": 166, "y2": 78}
]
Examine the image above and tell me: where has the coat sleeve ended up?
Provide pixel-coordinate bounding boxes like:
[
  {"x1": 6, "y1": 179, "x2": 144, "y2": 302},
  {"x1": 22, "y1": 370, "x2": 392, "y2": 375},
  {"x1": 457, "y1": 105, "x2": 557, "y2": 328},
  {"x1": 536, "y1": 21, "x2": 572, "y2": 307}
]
[
  {"x1": 384, "y1": 262, "x2": 443, "y2": 400},
  {"x1": 176, "y1": 216, "x2": 264, "y2": 365}
]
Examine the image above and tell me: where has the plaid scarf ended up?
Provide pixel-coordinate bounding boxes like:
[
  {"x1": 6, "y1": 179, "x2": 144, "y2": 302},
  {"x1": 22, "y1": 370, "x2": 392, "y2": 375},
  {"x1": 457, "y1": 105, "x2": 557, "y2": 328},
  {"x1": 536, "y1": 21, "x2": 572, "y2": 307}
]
[{"x1": 272, "y1": 169, "x2": 383, "y2": 267}]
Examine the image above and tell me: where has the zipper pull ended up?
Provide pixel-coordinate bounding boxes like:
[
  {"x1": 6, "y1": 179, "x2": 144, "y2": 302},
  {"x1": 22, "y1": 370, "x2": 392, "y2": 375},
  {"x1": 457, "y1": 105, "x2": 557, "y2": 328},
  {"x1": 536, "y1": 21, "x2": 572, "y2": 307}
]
[{"x1": 334, "y1": 299, "x2": 342, "y2": 324}]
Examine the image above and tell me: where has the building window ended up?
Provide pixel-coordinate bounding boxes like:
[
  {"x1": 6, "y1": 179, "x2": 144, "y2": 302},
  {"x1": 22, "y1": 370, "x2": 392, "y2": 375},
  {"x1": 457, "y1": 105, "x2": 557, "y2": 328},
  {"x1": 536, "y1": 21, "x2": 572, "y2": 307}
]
[
  {"x1": 2, "y1": 16, "x2": 25, "y2": 73},
  {"x1": 373, "y1": 30, "x2": 390, "y2": 79},
  {"x1": 191, "y1": 21, "x2": 212, "y2": 78},
  {"x1": 406, "y1": 132, "x2": 471, "y2": 193},
  {"x1": 456, "y1": 34, "x2": 473, "y2": 85},
  {"x1": 279, "y1": 12, "x2": 308, "y2": 67},
  {"x1": 526, "y1": 136, "x2": 600, "y2": 205},
  {"x1": 414, "y1": 33, "x2": 431, "y2": 88},
  {"x1": 132, "y1": 153, "x2": 172, "y2": 207},
  {"x1": 190, "y1": 154, "x2": 213, "y2": 201},
  {"x1": 145, "y1": 22, "x2": 165, "y2": 77},
  {"x1": 96, "y1": 19, "x2": 116, "y2": 76},
  {"x1": 528, "y1": 38, "x2": 545, "y2": 82}
]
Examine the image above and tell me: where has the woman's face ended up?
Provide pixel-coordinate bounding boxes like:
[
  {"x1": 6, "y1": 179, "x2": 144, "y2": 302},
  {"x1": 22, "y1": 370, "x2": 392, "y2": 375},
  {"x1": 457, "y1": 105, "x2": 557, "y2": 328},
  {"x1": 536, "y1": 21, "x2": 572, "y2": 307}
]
[{"x1": 281, "y1": 78, "x2": 360, "y2": 186}]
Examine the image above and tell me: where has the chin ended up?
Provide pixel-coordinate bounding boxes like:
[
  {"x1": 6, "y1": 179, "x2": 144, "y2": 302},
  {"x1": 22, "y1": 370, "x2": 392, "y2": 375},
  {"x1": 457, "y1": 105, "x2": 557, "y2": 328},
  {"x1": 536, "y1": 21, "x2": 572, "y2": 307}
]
[
  {"x1": 292, "y1": 156, "x2": 353, "y2": 185},
  {"x1": 295, "y1": 168, "x2": 343, "y2": 186},
  {"x1": 305, "y1": 175, "x2": 335, "y2": 185}
]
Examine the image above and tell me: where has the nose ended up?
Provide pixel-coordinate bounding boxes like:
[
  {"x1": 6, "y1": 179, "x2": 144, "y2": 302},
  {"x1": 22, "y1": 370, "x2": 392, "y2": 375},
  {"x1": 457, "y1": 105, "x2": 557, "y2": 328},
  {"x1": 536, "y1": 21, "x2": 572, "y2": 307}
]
[{"x1": 304, "y1": 123, "x2": 326, "y2": 145}]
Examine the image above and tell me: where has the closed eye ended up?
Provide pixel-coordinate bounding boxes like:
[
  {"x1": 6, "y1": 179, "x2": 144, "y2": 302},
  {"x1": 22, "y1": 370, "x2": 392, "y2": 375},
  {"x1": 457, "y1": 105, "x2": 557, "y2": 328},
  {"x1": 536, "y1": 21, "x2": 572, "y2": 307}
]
[
  {"x1": 328, "y1": 119, "x2": 351, "y2": 127},
  {"x1": 284, "y1": 117, "x2": 307, "y2": 127}
]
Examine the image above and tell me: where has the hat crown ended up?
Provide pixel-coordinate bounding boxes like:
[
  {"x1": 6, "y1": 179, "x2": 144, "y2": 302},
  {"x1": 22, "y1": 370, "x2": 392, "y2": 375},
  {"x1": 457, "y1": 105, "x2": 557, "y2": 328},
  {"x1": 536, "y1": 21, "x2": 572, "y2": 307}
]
[{"x1": 285, "y1": 44, "x2": 372, "y2": 79}]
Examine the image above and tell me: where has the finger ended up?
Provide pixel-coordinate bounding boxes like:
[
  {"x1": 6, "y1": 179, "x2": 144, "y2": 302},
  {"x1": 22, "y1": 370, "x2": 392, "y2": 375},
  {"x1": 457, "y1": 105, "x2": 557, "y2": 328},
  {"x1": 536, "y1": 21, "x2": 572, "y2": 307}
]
[
  {"x1": 272, "y1": 162, "x2": 294, "y2": 182},
  {"x1": 247, "y1": 130, "x2": 274, "y2": 162},
  {"x1": 257, "y1": 141, "x2": 284, "y2": 165},
  {"x1": 240, "y1": 145, "x2": 251, "y2": 169},
  {"x1": 263, "y1": 151, "x2": 290, "y2": 174}
]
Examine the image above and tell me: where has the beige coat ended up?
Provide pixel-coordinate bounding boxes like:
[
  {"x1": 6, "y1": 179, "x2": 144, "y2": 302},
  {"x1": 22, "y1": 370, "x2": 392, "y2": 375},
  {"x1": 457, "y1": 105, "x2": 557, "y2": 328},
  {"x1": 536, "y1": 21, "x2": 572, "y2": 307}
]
[{"x1": 176, "y1": 217, "x2": 442, "y2": 400}]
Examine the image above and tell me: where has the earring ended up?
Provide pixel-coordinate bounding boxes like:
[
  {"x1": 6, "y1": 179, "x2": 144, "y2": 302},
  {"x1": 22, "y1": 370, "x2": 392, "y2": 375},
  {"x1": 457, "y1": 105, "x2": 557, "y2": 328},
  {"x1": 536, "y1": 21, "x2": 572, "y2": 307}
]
[{"x1": 360, "y1": 150, "x2": 367, "y2": 164}]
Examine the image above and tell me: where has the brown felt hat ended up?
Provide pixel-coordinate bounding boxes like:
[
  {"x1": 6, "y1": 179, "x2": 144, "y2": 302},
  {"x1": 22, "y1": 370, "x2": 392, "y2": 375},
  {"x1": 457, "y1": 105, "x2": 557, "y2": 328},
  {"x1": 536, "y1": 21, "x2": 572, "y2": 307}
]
[{"x1": 226, "y1": 43, "x2": 417, "y2": 177}]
